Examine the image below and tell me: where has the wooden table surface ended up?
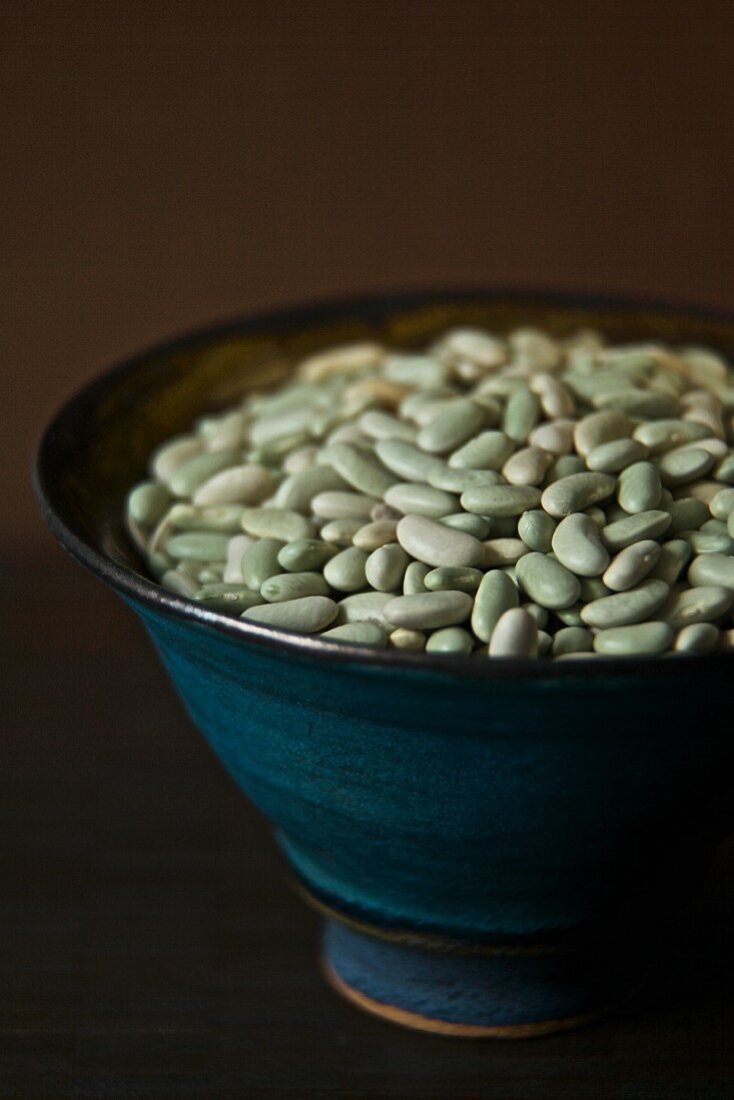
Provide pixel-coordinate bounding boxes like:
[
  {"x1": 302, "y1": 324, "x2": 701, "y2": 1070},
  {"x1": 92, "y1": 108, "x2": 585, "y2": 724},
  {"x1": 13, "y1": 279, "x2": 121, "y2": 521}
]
[{"x1": 3, "y1": 541, "x2": 733, "y2": 1099}]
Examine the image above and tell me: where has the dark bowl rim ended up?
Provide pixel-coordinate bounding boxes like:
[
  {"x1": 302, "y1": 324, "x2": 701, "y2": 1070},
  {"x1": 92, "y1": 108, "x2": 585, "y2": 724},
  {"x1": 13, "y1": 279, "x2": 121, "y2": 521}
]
[{"x1": 34, "y1": 284, "x2": 734, "y2": 681}]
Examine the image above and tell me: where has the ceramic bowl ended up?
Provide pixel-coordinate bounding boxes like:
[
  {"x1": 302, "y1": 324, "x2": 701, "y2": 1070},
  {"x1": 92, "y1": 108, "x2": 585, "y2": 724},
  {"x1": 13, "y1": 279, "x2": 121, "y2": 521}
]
[{"x1": 35, "y1": 290, "x2": 734, "y2": 1037}]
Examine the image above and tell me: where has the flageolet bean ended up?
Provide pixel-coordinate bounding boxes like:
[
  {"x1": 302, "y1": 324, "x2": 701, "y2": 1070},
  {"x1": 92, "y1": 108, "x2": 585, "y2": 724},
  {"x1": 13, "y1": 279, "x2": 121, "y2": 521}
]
[
  {"x1": 710, "y1": 488, "x2": 734, "y2": 520},
  {"x1": 370, "y1": 501, "x2": 402, "y2": 522},
  {"x1": 424, "y1": 566, "x2": 483, "y2": 593},
  {"x1": 524, "y1": 603, "x2": 549, "y2": 628},
  {"x1": 283, "y1": 444, "x2": 319, "y2": 474},
  {"x1": 403, "y1": 561, "x2": 430, "y2": 594},
  {"x1": 461, "y1": 484, "x2": 542, "y2": 517},
  {"x1": 684, "y1": 531, "x2": 734, "y2": 556},
  {"x1": 358, "y1": 410, "x2": 417, "y2": 442},
  {"x1": 165, "y1": 531, "x2": 230, "y2": 561},
  {"x1": 169, "y1": 504, "x2": 245, "y2": 533},
  {"x1": 274, "y1": 465, "x2": 347, "y2": 512},
  {"x1": 657, "y1": 447, "x2": 715, "y2": 487},
  {"x1": 323, "y1": 547, "x2": 368, "y2": 592},
  {"x1": 384, "y1": 591, "x2": 473, "y2": 630},
  {"x1": 439, "y1": 328, "x2": 506, "y2": 368},
  {"x1": 530, "y1": 373, "x2": 575, "y2": 418},
  {"x1": 151, "y1": 435, "x2": 205, "y2": 482},
  {"x1": 417, "y1": 398, "x2": 485, "y2": 454},
  {"x1": 579, "y1": 577, "x2": 611, "y2": 602},
  {"x1": 554, "y1": 603, "x2": 585, "y2": 627},
  {"x1": 334, "y1": 591, "x2": 393, "y2": 629},
  {"x1": 321, "y1": 622, "x2": 389, "y2": 646},
  {"x1": 518, "y1": 510, "x2": 556, "y2": 552},
  {"x1": 603, "y1": 540, "x2": 661, "y2": 592},
  {"x1": 440, "y1": 513, "x2": 492, "y2": 538},
  {"x1": 659, "y1": 585, "x2": 733, "y2": 627},
  {"x1": 593, "y1": 622, "x2": 673, "y2": 656},
  {"x1": 510, "y1": 328, "x2": 560, "y2": 370},
  {"x1": 127, "y1": 481, "x2": 172, "y2": 527},
  {"x1": 400, "y1": 389, "x2": 453, "y2": 423},
  {"x1": 224, "y1": 534, "x2": 253, "y2": 583},
  {"x1": 389, "y1": 627, "x2": 427, "y2": 650},
  {"x1": 471, "y1": 570, "x2": 519, "y2": 642},
  {"x1": 573, "y1": 411, "x2": 631, "y2": 457},
  {"x1": 546, "y1": 455, "x2": 587, "y2": 482},
  {"x1": 241, "y1": 538, "x2": 286, "y2": 589},
  {"x1": 585, "y1": 506, "x2": 606, "y2": 527},
  {"x1": 541, "y1": 473, "x2": 615, "y2": 518},
  {"x1": 714, "y1": 454, "x2": 734, "y2": 483},
  {"x1": 425, "y1": 627, "x2": 474, "y2": 654},
  {"x1": 428, "y1": 467, "x2": 501, "y2": 493},
  {"x1": 169, "y1": 449, "x2": 240, "y2": 497},
  {"x1": 483, "y1": 538, "x2": 529, "y2": 566},
  {"x1": 365, "y1": 543, "x2": 410, "y2": 592},
  {"x1": 241, "y1": 508, "x2": 314, "y2": 542},
  {"x1": 311, "y1": 491, "x2": 375, "y2": 520},
  {"x1": 352, "y1": 520, "x2": 399, "y2": 551},
  {"x1": 382, "y1": 354, "x2": 446, "y2": 390},
  {"x1": 374, "y1": 439, "x2": 445, "y2": 482},
  {"x1": 551, "y1": 514, "x2": 609, "y2": 577},
  {"x1": 669, "y1": 436, "x2": 729, "y2": 461},
  {"x1": 552, "y1": 626, "x2": 594, "y2": 656},
  {"x1": 650, "y1": 539, "x2": 692, "y2": 585},
  {"x1": 277, "y1": 539, "x2": 338, "y2": 572},
  {"x1": 580, "y1": 579, "x2": 670, "y2": 628},
  {"x1": 528, "y1": 419, "x2": 575, "y2": 455},
  {"x1": 243, "y1": 595, "x2": 339, "y2": 633},
  {"x1": 700, "y1": 519, "x2": 728, "y2": 536},
  {"x1": 194, "y1": 584, "x2": 264, "y2": 614},
  {"x1": 161, "y1": 569, "x2": 200, "y2": 598},
  {"x1": 326, "y1": 442, "x2": 397, "y2": 496},
  {"x1": 632, "y1": 418, "x2": 711, "y2": 454},
  {"x1": 397, "y1": 514, "x2": 485, "y2": 568},
  {"x1": 679, "y1": 480, "x2": 722, "y2": 504},
  {"x1": 585, "y1": 438, "x2": 648, "y2": 473},
  {"x1": 319, "y1": 517, "x2": 364, "y2": 545},
  {"x1": 674, "y1": 622, "x2": 721, "y2": 653},
  {"x1": 384, "y1": 482, "x2": 457, "y2": 518},
  {"x1": 616, "y1": 461, "x2": 662, "y2": 514},
  {"x1": 448, "y1": 430, "x2": 514, "y2": 470},
  {"x1": 193, "y1": 464, "x2": 274, "y2": 507},
  {"x1": 515, "y1": 552, "x2": 582, "y2": 610},
  {"x1": 502, "y1": 446, "x2": 554, "y2": 486},
  {"x1": 298, "y1": 342, "x2": 384, "y2": 381},
  {"x1": 687, "y1": 552, "x2": 734, "y2": 590},
  {"x1": 592, "y1": 389, "x2": 679, "y2": 419},
  {"x1": 665, "y1": 497, "x2": 710, "y2": 536},
  {"x1": 503, "y1": 389, "x2": 540, "y2": 443},
  {"x1": 602, "y1": 510, "x2": 672, "y2": 551},
  {"x1": 260, "y1": 571, "x2": 330, "y2": 602},
  {"x1": 488, "y1": 608, "x2": 539, "y2": 657}
]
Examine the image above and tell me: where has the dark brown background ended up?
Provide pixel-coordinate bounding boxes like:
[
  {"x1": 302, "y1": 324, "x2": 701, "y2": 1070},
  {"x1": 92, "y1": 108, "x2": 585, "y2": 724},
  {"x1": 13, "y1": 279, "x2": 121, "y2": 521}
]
[
  {"x1": 6, "y1": 0, "x2": 734, "y2": 546},
  {"x1": 3, "y1": 2, "x2": 734, "y2": 1096}
]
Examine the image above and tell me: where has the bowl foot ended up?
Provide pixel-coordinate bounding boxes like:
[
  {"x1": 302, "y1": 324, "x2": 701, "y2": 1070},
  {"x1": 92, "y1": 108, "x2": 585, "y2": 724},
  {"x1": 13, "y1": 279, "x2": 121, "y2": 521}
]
[{"x1": 321, "y1": 918, "x2": 636, "y2": 1038}]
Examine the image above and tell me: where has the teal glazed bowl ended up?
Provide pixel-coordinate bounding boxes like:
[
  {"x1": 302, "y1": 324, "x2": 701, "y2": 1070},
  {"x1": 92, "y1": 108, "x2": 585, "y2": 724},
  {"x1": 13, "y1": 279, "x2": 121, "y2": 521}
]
[{"x1": 36, "y1": 291, "x2": 734, "y2": 1037}]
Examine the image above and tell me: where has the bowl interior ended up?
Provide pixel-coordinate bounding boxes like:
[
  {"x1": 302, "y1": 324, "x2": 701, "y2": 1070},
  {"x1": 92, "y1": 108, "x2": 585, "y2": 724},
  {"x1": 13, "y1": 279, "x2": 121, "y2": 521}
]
[{"x1": 38, "y1": 290, "x2": 734, "y2": 585}]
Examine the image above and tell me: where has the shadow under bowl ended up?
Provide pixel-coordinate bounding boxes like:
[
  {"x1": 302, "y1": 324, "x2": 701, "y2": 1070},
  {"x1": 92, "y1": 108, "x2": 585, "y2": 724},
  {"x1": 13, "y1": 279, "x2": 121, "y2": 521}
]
[{"x1": 35, "y1": 288, "x2": 734, "y2": 1036}]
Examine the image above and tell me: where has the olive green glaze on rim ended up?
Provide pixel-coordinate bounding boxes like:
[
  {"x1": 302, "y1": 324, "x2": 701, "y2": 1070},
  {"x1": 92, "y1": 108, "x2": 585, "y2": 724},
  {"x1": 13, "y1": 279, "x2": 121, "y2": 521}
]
[{"x1": 35, "y1": 287, "x2": 734, "y2": 681}]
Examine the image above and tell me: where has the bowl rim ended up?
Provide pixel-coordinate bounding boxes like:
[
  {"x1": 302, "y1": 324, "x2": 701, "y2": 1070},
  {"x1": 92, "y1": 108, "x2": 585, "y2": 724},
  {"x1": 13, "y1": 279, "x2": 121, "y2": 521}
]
[{"x1": 34, "y1": 285, "x2": 734, "y2": 681}]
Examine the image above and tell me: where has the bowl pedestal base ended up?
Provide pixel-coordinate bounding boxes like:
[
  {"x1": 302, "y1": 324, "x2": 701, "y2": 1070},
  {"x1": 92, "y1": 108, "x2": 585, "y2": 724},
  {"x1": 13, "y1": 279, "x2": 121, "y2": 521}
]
[{"x1": 321, "y1": 917, "x2": 642, "y2": 1038}]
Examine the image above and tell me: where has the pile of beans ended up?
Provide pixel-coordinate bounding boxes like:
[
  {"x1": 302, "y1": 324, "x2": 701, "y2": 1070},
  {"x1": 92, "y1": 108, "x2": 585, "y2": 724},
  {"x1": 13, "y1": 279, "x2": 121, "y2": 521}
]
[{"x1": 125, "y1": 327, "x2": 734, "y2": 658}]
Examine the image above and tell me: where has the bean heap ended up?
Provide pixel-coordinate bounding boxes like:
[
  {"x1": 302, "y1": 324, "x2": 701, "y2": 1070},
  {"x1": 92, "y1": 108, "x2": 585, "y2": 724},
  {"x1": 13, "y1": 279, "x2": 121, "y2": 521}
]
[{"x1": 125, "y1": 328, "x2": 734, "y2": 658}]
